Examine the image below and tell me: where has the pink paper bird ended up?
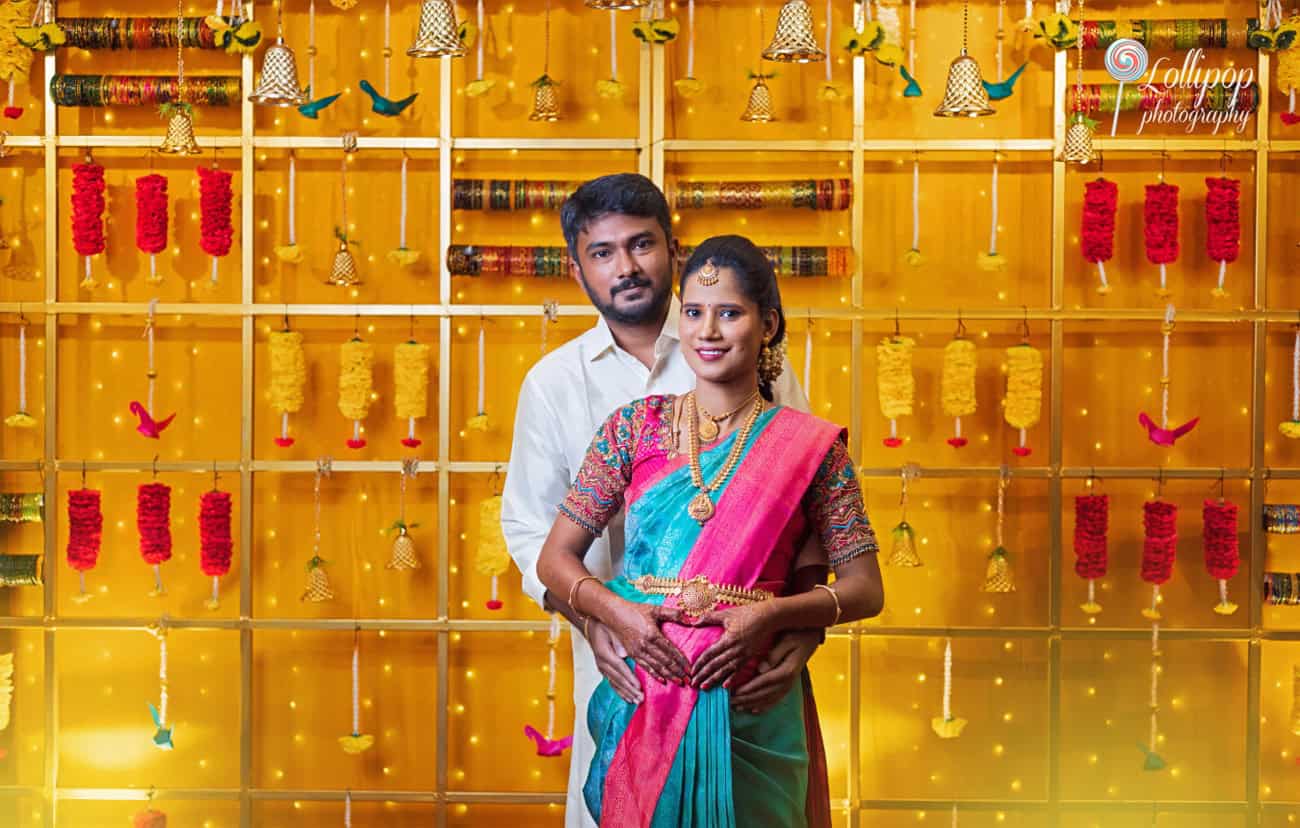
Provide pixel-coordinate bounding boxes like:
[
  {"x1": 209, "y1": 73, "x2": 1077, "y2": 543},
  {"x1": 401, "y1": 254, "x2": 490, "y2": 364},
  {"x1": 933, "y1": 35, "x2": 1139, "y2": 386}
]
[
  {"x1": 129, "y1": 401, "x2": 176, "y2": 439},
  {"x1": 1138, "y1": 412, "x2": 1199, "y2": 447},
  {"x1": 523, "y1": 725, "x2": 572, "y2": 757}
]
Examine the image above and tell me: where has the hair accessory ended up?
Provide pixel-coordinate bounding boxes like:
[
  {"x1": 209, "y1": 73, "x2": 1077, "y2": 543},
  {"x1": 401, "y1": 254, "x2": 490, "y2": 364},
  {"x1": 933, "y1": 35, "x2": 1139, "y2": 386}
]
[{"x1": 695, "y1": 258, "x2": 720, "y2": 286}]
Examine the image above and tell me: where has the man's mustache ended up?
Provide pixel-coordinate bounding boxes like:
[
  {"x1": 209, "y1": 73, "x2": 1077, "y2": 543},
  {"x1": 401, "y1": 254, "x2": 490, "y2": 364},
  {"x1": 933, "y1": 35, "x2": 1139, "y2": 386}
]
[{"x1": 611, "y1": 277, "x2": 651, "y2": 297}]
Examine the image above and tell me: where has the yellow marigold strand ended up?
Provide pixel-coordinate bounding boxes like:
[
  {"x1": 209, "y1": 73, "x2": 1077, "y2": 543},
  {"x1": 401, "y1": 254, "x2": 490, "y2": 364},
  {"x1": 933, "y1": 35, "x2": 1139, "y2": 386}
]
[
  {"x1": 339, "y1": 337, "x2": 374, "y2": 448},
  {"x1": 394, "y1": 341, "x2": 430, "y2": 448},
  {"x1": 941, "y1": 337, "x2": 977, "y2": 448},
  {"x1": 1004, "y1": 343, "x2": 1042, "y2": 456},
  {"x1": 877, "y1": 336, "x2": 914, "y2": 447}
]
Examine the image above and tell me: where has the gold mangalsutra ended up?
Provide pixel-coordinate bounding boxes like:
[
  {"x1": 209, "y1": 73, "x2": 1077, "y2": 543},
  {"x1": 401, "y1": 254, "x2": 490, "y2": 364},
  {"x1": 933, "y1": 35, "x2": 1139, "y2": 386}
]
[
  {"x1": 685, "y1": 391, "x2": 764, "y2": 525},
  {"x1": 696, "y1": 390, "x2": 760, "y2": 443},
  {"x1": 695, "y1": 259, "x2": 720, "y2": 286}
]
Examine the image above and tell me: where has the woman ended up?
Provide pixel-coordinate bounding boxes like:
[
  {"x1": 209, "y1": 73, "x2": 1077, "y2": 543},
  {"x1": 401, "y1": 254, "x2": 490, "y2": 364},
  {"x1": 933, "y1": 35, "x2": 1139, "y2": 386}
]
[{"x1": 537, "y1": 235, "x2": 884, "y2": 828}]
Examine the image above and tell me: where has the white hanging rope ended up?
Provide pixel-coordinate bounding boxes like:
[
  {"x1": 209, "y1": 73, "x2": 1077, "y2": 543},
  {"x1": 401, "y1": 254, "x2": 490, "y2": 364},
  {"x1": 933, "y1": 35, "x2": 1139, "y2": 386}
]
[
  {"x1": 1291, "y1": 327, "x2": 1299, "y2": 422},
  {"x1": 1149, "y1": 622, "x2": 1160, "y2": 755},
  {"x1": 911, "y1": 156, "x2": 920, "y2": 251},
  {"x1": 476, "y1": 322, "x2": 486, "y2": 415},
  {"x1": 288, "y1": 152, "x2": 297, "y2": 245},
  {"x1": 308, "y1": 0, "x2": 317, "y2": 93},
  {"x1": 609, "y1": 11, "x2": 618, "y2": 80},
  {"x1": 145, "y1": 298, "x2": 159, "y2": 414},
  {"x1": 398, "y1": 154, "x2": 409, "y2": 250},
  {"x1": 803, "y1": 321, "x2": 813, "y2": 404},
  {"x1": 351, "y1": 634, "x2": 361, "y2": 735},
  {"x1": 996, "y1": 470, "x2": 1007, "y2": 548},
  {"x1": 908, "y1": 0, "x2": 916, "y2": 69},
  {"x1": 824, "y1": 0, "x2": 833, "y2": 82},
  {"x1": 16, "y1": 320, "x2": 27, "y2": 414},
  {"x1": 476, "y1": 0, "x2": 486, "y2": 81},
  {"x1": 940, "y1": 638, "x2": 954, "y2": 722},
  {"x1": 1160, "y1": 303, "x2": 1174, "y2": 429},
  {"x1": 996, "y1": 0, "x2": 1005, "y2": 78},
  {"x1": 686, "y1": 0, "x2": 696, "y2": 77},
  {"x1": 344, "y1": 791, "x2": 352, "y2": 827},
  {"x1": 988, "y1": 155, "x2": 1000, "y2": 256},
  {"x1": 384, "y1": 0, "x2": 392, "y2": 97},
  {"x1": 545, "y1": 612, "x2": 561, "y2": 739}
]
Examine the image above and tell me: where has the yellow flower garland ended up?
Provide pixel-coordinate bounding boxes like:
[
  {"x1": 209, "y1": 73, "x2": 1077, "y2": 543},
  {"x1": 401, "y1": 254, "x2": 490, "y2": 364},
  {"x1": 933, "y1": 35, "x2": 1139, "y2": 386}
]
[
  {"x1": 394, "y1": 341, "x2": 430, "y2": 420},
  {"x1": 0, "y1": 0, "x2": 34, "y2": 84},
  {"x1": 1280, "y1": 48, "x2": 1300, "y2": 96},
  {"x1": 338, "y1": 338, "x2": 374, "y2": 422},
  {"x1": 268, "y1": 331, "x2": 306, "y2": 415},
  {"x1": 876, "y1": 336, "x2": 915, "y2": 420},
  {"x1": 476, "y1": 496, "x2": 509, "y2": 579},
  {"x1": 941, "y1": 338, "x2": 977, "y2": 418},
  {"x1": 1003, "y1": 344, "x2": 1042, "y2": 430}
]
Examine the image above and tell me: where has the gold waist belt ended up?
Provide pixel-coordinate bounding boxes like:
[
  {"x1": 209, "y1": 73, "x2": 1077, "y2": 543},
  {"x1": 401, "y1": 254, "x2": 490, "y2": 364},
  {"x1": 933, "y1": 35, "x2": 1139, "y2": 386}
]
[{"x1": 633, "y1": 574, "x2": 773, "y2": 617}]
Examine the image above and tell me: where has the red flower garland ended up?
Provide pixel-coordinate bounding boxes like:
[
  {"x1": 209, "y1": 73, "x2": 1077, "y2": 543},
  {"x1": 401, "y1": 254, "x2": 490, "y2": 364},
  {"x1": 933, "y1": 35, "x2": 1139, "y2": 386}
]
[
  {"x1": 1204, "y1": 176, "x2": 1240, "y2": 265},
  {"x1": 1202, "y1": 499, "x2": 1239, "y2": 580},
  {"x1": 71, "y1": 161, "x2": 106, "y2": 257},
  {"x1": 137, "y1": 482, "x2": 173, "y2": 566},
  {"x1": 1081, "y1": 179, "x2": 1117, "y2": 266},
  {"x1": 199, "y1": 490, "x2": 233, "y2": 577},
  {"x1": 1074, "y1": 494, "x2": 1109, "y2": 580},
  {"x1": 135, "y1": 174, "x2": 169, "y2": 256},
  {"x1": 197, "y1": 166, "x2": 234, "y2": 258},
  {"x1": 1141, "y1": 499, "x2": 1178, "y2": 585},
  {"x1": 1143, "y1": 183, "x2": 1179, "y2": 265},
  {"x1": 66, "y1": 488, "x2": 102, "y2": 572}
]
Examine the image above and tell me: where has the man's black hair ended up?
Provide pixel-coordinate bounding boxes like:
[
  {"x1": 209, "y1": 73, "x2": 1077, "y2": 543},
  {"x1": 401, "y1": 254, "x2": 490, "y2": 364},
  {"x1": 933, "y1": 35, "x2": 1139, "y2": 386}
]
[{"x1": 559, "y1": 173, "x2": 674, "y2": 261}]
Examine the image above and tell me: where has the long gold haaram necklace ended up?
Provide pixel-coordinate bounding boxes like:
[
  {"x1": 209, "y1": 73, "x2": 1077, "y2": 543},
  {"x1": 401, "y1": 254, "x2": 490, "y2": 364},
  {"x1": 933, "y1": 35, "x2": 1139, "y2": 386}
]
[{"x1": 685, "y1": 390, "x2": 765, "y2": 525}]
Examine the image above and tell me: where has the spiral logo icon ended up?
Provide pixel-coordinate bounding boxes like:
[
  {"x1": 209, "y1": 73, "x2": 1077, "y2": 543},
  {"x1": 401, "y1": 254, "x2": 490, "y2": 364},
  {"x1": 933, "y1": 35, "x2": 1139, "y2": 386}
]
[{"x1": 1104, "y1": 38, "x2": 1149, "y2": 83}]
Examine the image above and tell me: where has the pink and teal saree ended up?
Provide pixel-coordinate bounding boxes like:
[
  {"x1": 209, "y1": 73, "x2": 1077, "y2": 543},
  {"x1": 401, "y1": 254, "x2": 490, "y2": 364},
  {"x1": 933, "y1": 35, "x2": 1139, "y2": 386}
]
[{"x1": 559, "y1": 395, "x2": 878, "y2": 828}]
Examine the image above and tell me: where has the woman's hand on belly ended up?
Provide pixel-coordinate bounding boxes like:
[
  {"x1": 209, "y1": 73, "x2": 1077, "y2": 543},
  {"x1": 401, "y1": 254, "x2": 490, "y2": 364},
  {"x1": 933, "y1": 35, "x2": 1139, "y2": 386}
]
[
  {"x1": 689, "y1": 602, "x2": 779, "y2": 691},
  {"x1": 589, "y1": 621, "x2": 645, "y2": 704},
  {"x1": 606, "y1": 599, "x2": 692, "y2": 685}
]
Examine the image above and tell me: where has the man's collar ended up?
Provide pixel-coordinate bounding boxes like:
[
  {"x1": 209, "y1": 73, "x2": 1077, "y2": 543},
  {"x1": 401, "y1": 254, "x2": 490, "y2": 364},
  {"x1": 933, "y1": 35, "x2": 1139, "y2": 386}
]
[{"x1": 585, "y1": 294, "x2": 681, "y2": 362}]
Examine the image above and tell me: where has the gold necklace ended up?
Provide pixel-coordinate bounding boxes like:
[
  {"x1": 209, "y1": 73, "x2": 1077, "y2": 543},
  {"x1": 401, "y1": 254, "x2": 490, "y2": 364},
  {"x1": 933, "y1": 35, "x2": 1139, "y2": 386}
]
[
  {"x1": 685, "y1": 391, "x2": 764, "y2": 524},
  {"x1": 695, "y1": 390, "x2": 760, "y2": 442}
]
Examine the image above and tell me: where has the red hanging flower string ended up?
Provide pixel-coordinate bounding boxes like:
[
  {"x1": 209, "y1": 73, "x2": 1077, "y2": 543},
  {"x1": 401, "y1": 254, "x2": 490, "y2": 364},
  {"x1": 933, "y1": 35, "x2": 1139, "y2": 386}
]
[
  {"x1": 138, "y1": 480, "x2": 173, "y2": 596},
  {"x1": 66, "y1": 487, "x2": 103, "y2": 603},
  {"x1": 1202, "y1": 498, "x2": 1239, "y2": 616},
  {"x1": 1204, "y1": 176, "x2": 1240, "y2": 298},
  {"x1": 199, "y1": 488, "x2": 233, "y2": 610},
  {"x1": 1143, "y1": 182, "x2": 1179, "y2": 298},
  {"x1": 135, "y1": 173, "x2": 169, "y2": 284},
  {"x1": 1081, "y1": 178, "x2": 1117, "y2": 295},
  {"x1": 1073, "y1": 492, "x2": 1108, "y2": 614},
  {"x1": 197, "y1": 164, "x2": 234, "y2": 286},
  {"x1": 72, "y1": 157, "x2": 106, "y2": 288},
  {"x1": 1140, "y1": 498, "x2": 1177, "y2": 620}
]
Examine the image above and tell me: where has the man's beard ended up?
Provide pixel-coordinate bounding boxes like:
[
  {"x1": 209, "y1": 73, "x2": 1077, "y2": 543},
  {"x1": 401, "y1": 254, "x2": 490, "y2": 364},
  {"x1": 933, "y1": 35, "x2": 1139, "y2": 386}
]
[{"x1": 576, "y1": 268, "x2": 672, "y2": 326}]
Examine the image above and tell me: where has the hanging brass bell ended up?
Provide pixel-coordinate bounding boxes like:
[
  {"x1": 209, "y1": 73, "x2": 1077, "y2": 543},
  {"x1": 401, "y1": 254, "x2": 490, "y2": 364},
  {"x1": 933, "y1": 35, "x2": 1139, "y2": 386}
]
[
  {"x1": 761, "y1": 0, "x2": 826, "y2": 63},
  {"x1": 934, "y1": 51, "x2": 995, "y2": 117},
  {"x1": 528, "y1": 80, "x2": 561, "y2": 122},
  {"x1": 157, "y1": 110, "x2": 202, "y2": 155},
  {"x1": 249, "y1": 38, "x2": 309, "y2": 106},
  {"x1": 1062, "y1": 118, "x2": 1096, "y2": 164},
  {"x1": 327, "y1": 239, "x2": 362, "y2": 287},
  {"x1": 408, "y1": 0, "x2": 467, "y2": 58},
  {"x1": 740, "y1": 76, "x2": 776, "y2": 123}
]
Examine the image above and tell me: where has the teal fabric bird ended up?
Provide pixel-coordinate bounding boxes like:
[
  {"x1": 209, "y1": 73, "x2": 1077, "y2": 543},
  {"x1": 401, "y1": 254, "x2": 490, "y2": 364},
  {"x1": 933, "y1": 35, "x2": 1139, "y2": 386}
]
[
  {"x1": 359, "y1": 79, "x2": 418, "y2": 117},
  {"x1": 297, "y1": 88, "x2": 342, "y2": 119},
  {"x1": 983, "y1": 62, "x2": 1028, "y2": 101},
  {"x1": 1138, "y1": 742, "x2": 1165, "y2": 771},
  {"x1": 900, "y1": 65, "x2": 922, "y2": 98},
  {"x1": 149, "y1": 703, "x2": 174, "y2": 751}
]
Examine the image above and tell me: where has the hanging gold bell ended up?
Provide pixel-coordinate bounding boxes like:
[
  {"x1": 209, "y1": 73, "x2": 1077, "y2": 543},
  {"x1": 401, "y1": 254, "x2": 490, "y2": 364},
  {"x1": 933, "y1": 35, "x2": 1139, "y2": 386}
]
[
  {"x1": 327, "y1": 239, "x2": 362, "y2": 286},
  {"x1": 528, "y1": 80, "x2": 561, "y2": 122},
  {"x1": 585, "y1": 0, "x2": 649, "y2": 8},
  {"x1": 934, "y1": 51, "x2": 995, "y2": 117},
  {"x1": 407, "y1": 0, "x2": 467, "y2": 58},
  {"x1": 761, "y1": 0, "x2": 826, "y2": 63},
  {"x1": 1062, "y1": 118, "x2": 1095, "y2": 164},
  {"x1": 157, "y1": 110, "x2": 202, "y2": 155},
  {"x1": 249, "y1": 38, "x2": 309, "y2": 106},
  {"x1": 740, "y1": 76, "x2": 776, "y2": 123}
]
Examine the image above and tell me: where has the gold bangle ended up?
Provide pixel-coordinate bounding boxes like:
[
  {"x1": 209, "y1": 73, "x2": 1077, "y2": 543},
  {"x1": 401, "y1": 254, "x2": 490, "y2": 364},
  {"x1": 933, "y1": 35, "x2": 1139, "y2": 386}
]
[
  {"x1": 814, "y1": 583, "x2": 841, "y2": 627},
  {"x1": 583, "y1": 615, "x2": 591, "y2": 641},
  {"x1": 568, "y1": 575, "x2": 600, "y2": 617}
]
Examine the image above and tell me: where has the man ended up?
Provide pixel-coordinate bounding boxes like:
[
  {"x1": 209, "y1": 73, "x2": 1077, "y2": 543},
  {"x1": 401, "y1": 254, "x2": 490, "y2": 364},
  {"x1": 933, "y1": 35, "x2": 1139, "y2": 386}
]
[{"x1": 502, "y1": 173, "x2": 824, "y2": 828}]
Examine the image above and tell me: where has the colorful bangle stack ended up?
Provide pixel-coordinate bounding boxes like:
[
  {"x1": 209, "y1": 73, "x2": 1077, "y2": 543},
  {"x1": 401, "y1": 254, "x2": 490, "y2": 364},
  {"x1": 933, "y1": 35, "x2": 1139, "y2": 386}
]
[
  {"x1": 450, "y1": 180, "x2": 580, "y2": 211},
  {"x1": 51, "y1": 75, "x2": 242, "y2": 107},
  {"x1": 670, "y1": 179, "x2": 852, "y2": 211},
  {"x1": 1265, "y1": 503, "x2": 1300, "y2": 534},
  {"x1": 0, "y1": 554, "x2": 41, "y2": 587},
  {"x1": 1077, "y1": 18, "x2": 1257, "y2": 50},
  {"x1": 1067, "y1": 82, "x2": 1259, "y2": 115},
  {"x1": 1265, "y1": 571, "x2": 1300, "y2": 605},
  {"x1": 447, "y1": 244, "x2": 853, "y2": 278},
  {"x1": 0, "y1": 493, "x2": 42, "y2": 524},
  {"x1": 58, "y1": 17, "x2": 232, "y2": 50}
]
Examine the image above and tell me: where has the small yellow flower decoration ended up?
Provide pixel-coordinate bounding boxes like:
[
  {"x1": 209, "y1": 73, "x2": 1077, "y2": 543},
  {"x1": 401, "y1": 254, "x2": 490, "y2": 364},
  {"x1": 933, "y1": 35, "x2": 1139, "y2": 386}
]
[
  {"x1": 465, "y1": 79, "x2": 497, "y2": 98},
  {"x1": 339, "y1": 733, "x2": 374, "y2": 754},
  {"x1": 273, "y1": 244, "x2": 303, "y2": 264},
  {"x1": 330, "y1": 0, "x2": 358, "y2": 9},
  {"x1": 838, "y1": 21, "x2": 885, "y2": 55},
  {"x1": 977, "y1": 251, "x2": 1008, "y2": 271},
  {"x1": 674, "y1": 77, "x2": 706, "y2": 98},
  {"x1": 817, "y1": 82, "x2": 848, "y2": 102},
  {"x1": 1033, "y1": 13, "x2": 1079, "y2": 49},
  {"x1": 596, "y1": 78, "x2": 627, "y2": 100},
  {"x1": 632, "y1": 18, "x2": 679, "y2": 43},
  {"x1": 873, "y1": 43, "x2": 905, "y2": 67}
]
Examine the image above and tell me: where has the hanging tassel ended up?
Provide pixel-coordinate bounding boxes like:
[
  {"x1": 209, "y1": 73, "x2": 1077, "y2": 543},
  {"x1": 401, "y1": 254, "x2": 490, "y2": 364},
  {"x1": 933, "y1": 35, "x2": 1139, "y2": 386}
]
[
  {"x1": 464, "y1": 0, "x2": 496, "y2": 96},
  {"x1": 1144, "y1": 181, "x2": 1179, "y2": 299},
  {"x1": 1279, "y1": 48, "x2": 1300, "y2": 125},
  {"x1": 1004, "y1": 341, "x2": 1042, "y2": 457},
  {"x1": 129, "y1": 300, "x2": 177, "y2": 439},
  {"x1": 467, "y1": 321, "x2": 490, "y2": 431},
  {"x1": 887, "y1": 464, "x2": 922, "y2": 567},
  {"x1": 338, "y1": 629, "x2": 375, "y2": 754},
  {"x1": 71, "y1": 156, "x2": 105, "y2": 289},
  {"x1": 904, "y1": 155, "x2": 923, "y2": 266},
  {"x1": 0, "y1": 651, "x2": 11, "y2": 733},
  {"x1": 198, "y1": 163, "x2": 234, "y2": 287},
  {"x1": 941, "y1": 331, "x2": 976, "y2": 448},
  {"x1": 931, "y1": 638, "x2": 967, "y2": 737},
  {"x1": 339, "y1": 335, "x2": 374, "y2": 450},
  {"x1": 816, "y1": 0, "x2": 845, "y2": 101},
  {"x1": 908, "y1": 0, "x2": 918, "y2": 69},
  {"x1": 135, "y1": 173, "x2": 168, "y2": 284},
  {"x1": 138, "y1": 479, "x2": 172, "y2": 597},
  {"x1": 395, "y1": 338, "x2": 430, "y2": 448},
  {"x1": 387, "y1": 154, "x2": 420, "y2": 266},
  {"x1": 1140, "y1": 497, "x2": 1177, "y2": 621},
  {"x1": 343, "y1": 790, "x2": 351, "y2": 828},
  {"x1": 1139, "y1": 621, "x2": 1166, "y2": 770},
  {"x1": 199, "y1": 486, "x2": 233, "y2": 610},
  {"x1": 4, "y1": 317, "x2": 34, "y2": 428},
  {"x1": 387, "y1": 459, "x2": 421, "y2": 570},
  {"x1": 1074, "y1": 491, "x2": 1108, "y2": 614},
  {"x1": 1290, "y1": 664, "x2": 1300, "y2": 735},
  {"x1": 477, "y1": 494, "x2": 509, "y2": 609},
  {"x1": 269, "y1": 327, "x2": 306, "y2": 447},
  {"x1": 674, "y1": 0, "x2": 705, "y2": 97},
  {"x1": 1205, "y1": 175, "x2": 1240, "y2": 298},
  {"x1": 524, "y1": 613, "x2": 574, "y2": 756},
  {"x1": 876, "y1": 334, "x2": 914, "y2": 448},
  {"x1": 803, "y1": 320, "x2": 814, "y2": 406},
  {"x1": 982, "y1": 469, "x2": 1016, "y2": 593},
  {"x1": 274, "y1": 152, "x2": 303, "y2": 262},
  {"x1": 596, "y1": 11, "x2": 626, "y2": 99},
  {"x1": 147, "y1": 625, "x2": 174, "y2": 750},
  {"x1": 302, "y1": 458, "x2": 335, "y2": 602},
  {"x1": 1081, "y1": 177, "x2": 1117, "y2": 294},
  {"x1": 66, "y1": 484, "x2": 101, "y2": 603},
  {"x1": 1138, "y1": 304, "x2": 1198, "y2": 447},
  {"x1": 1202, "y1": 498, "x2": 1239, "y2": 615},
  {"x1": 1282, "y1": 326, "x2": 1300, "y2": 438},
  {"x1": 977, "y1": 154, "x2": 1007, "y2": 271}
]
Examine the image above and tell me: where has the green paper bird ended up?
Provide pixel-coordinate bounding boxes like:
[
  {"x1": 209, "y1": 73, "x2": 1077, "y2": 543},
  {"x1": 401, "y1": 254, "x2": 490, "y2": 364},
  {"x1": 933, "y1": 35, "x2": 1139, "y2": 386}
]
[
  {"x1": 1138, "y1": 742, "x2": 1165, "y2": 771},
  {"x1": 900, "y1": 65, "x2": 922, "y2": 97},
  {"x1": 149, "y1": 703, "x2": 174, "y2": 751},
  {"x1": 983, "y1": 62, "x2": 1028, "y2": 101},
  {"x1": 298, "y1": 89, "x2": 343, "y2": 119},
  {"x1": 359, "y1": 80, "x2": 418, "y2": 117}
]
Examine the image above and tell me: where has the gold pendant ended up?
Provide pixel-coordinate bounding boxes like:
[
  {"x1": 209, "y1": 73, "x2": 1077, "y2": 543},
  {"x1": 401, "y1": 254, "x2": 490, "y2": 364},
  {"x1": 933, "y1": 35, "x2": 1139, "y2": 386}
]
[
  {"x1": 687, "y1": 491, "x2": 715, "y2": 524},
  {"x1": 697, "y1": 417, "x2": 720, "y2": 443}
]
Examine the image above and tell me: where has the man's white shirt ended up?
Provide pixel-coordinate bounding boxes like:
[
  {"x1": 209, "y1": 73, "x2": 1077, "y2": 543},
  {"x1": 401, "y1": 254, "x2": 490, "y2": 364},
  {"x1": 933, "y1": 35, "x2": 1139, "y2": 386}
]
[{"x1": 501, "y1": 296, "x2": 807, "y2": 827}]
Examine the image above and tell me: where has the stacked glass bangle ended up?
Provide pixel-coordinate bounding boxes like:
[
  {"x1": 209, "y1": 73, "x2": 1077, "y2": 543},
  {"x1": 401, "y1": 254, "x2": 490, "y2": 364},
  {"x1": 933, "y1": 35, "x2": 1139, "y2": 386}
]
[
  {"x1": 1068, "y1": 82, "x2": 1260, "y2": 115},
  {"x1": 451, "y1": 180, "x2": 581, "y2": 211},
  {"x1": 1077, "y1": 18, "x2": 1259, "y2": 50},
  {"x1": 446, "y1": 245, "x2": 854, "y2": 278},
  {"x1": 51, "y1": 75, "x2": 242, "y2": 107},
  {"x1": 0, "y1": 493, "x2": 42, "y2": 524},
  {"x1": 670, "y1": 179, "x2": 852, "y2": 211},
  {"x1": 1264, "y1": 504, "x2": 1300, "y2": 534},
  {"x1": 57, "y1": 17, "x2": 236, "y2": 50}
]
